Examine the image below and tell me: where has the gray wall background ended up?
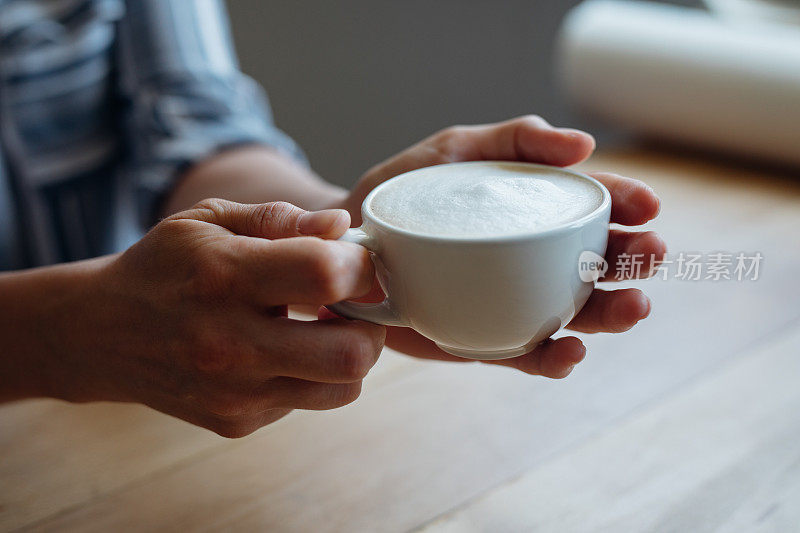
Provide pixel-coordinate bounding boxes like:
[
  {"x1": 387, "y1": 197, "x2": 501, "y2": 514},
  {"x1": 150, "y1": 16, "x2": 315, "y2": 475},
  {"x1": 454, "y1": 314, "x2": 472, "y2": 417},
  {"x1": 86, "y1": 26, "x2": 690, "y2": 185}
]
[{"x1": 226, "y1": 1, "x2": 700, "y2": 188}]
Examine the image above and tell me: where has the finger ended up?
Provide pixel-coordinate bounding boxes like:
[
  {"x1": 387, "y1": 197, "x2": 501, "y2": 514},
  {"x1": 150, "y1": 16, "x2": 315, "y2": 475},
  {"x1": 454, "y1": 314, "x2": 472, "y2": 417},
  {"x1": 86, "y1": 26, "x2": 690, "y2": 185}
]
[
  {"x1": 489, "y1": 337, "x2": 587, "y2": 379},
  {"x1": 169, "y1": 199, "x2": 350, "y2": 240},
  {"x1": 356, "y1": 116, "x2": 596, "y2": 203},
  {"x1": 567, "y1": 288, "x2": 651, "y2": 334},
  {"x1": 384, "y1": 326, "x2": 586, "y2": 379},
  {"x1": 254, "y1": 317, "x2": 385, "y2": 383},
  {"x1": 603, "y1": 230, "x2": 668, "y2": 281},
  {"x1": 589, "y1": 172, "x2": 661, "y2": 226},
  {"x1": 142, "y1": 393, "x2": 292, "y2": 439},
  {"x1": 451, "y1": 115, "x2": 596, "y2": 167},
  {"x1": 236, "y1": 237, "x2": 375, "y2": 306},
  {"x1": 260, "y1": 377, "x2": 365, "y2": 411},
  {"x1": 318, "y1": 306, "x2": 343, "y2": 320}
]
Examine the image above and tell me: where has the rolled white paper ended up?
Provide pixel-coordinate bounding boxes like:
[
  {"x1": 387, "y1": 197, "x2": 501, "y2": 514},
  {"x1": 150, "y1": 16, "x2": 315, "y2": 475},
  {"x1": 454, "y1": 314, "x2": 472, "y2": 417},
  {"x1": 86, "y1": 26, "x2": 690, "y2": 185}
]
[
  {"x1": 558, "y1": 0, "x2": 800, "y2": 167},
  {"x1": 705, "y1": 0, "x2": 800, "y2": 27}
]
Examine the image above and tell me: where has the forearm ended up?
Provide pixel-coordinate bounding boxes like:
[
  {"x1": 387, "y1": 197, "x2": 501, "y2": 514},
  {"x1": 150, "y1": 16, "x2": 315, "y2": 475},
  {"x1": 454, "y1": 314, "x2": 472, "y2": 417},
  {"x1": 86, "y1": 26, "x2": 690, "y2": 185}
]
[
  {"x1": 162, "y1": 146, "x2": 347, "y2": 217},
  {"x1": 0, "y1": 256, "x2": 112, "y2": 403}
]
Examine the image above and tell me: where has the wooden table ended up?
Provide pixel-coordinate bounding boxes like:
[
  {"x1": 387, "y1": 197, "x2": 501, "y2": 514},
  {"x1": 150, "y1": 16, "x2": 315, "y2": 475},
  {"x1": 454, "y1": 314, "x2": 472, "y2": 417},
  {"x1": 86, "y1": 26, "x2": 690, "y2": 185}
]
[{"x1": 2, "y1": 148, "x2": 799, "y2": 533}]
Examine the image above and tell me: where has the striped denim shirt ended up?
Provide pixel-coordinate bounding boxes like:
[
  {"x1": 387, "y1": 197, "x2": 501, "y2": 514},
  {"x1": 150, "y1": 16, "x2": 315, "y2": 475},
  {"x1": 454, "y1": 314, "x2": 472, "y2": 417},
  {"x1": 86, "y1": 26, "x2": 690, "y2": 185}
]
[{"x1": 0, "y1": 0, "x2": 305, "y2": 270}]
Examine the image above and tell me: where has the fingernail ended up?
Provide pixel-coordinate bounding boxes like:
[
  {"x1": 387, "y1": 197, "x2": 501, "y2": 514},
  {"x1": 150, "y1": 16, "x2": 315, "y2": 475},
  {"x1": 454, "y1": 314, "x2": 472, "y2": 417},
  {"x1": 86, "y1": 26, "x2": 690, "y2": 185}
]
[
  {"x1": 559, "y1": 128, "x2": 596, "y2": 145},
  {"x1": 298, "y1": 210, "x2": 347, "y2": 236},
  {"x1": 642, "y1": 295, "x2": 653, "y2": 319}
]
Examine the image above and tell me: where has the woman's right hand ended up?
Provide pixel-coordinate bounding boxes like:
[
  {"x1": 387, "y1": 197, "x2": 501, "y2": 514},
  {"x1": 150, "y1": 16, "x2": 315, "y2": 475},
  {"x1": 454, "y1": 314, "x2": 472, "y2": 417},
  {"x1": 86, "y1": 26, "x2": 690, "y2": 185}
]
[{"x1": 39, "y1": 200, "x2": 385, "y2": 437}]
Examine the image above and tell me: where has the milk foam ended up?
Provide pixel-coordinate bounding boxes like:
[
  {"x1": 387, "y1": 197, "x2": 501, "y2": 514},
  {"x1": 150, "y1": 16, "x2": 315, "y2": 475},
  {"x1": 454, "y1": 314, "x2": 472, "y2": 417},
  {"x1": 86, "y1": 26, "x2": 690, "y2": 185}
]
[{"x1": 369, "y1": 163, "x2": 603, "y2": 237}]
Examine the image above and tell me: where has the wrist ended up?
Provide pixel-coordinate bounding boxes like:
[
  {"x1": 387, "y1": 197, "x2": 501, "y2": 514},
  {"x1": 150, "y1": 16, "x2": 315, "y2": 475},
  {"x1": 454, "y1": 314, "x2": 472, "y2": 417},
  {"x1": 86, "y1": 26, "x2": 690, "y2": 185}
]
[{"x1": 0, "y1": 255, "x2": 116, "y2": 403}]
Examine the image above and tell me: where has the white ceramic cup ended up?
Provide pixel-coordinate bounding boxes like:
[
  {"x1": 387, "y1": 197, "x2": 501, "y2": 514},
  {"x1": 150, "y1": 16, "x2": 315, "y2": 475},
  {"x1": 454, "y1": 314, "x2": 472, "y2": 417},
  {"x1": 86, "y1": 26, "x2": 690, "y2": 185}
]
[{"x1": 328, "y1": 161, "x2": 611, "y2": 360}]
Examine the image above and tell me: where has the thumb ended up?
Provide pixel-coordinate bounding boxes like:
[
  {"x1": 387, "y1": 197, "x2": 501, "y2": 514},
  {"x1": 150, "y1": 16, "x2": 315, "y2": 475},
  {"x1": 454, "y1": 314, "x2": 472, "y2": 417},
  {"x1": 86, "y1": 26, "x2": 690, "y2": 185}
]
[{"x1": 172, "y1": 199, "x2": 351, "y2": 239}]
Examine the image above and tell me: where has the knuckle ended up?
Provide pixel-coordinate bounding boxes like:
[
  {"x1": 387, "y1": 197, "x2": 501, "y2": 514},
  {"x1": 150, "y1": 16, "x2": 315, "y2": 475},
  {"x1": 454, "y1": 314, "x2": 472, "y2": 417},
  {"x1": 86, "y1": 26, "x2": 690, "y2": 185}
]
[
  {"x1": 209, "y1": 419, "x2": 257, "y2": 439},
  {"x1": 332, "y1": 330, "x2": 381, "y2": 381},
  {"x1": 517, "y1": 114, "x2": 548, "y2": 128},
  {"x1": 306, "y1": 241, "x2": 350, "y2": 302},
  {"x1": 181, "y1": 198, "x2": 233, "y2": 225},
  {"x1": 162, "y1": 198, "x2": 234, "y2": 226},
  {"x1": 193, "y1": 197, "x2": 230, "y2": 213},
  {"x1": 191, "y1": 328, "x2": 237, "y2": 376},
  {"x1": 433, "y1": 126, "x2": 469, "y2": 161},
  {"x1": 439, "y1": 125, "x2": 467, "y2": 139},
  {"x1": 252, "y1": 201, "x2": 298, "y2": 235},
  {"x1": 155, "y1": 218, "x2": 201, "y2": 240}
]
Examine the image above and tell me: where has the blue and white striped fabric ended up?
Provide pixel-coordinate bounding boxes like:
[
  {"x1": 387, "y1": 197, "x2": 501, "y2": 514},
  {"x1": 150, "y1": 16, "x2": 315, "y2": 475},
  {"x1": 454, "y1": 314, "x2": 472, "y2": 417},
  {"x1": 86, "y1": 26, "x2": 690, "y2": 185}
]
[{"x1": 0, "y1": 0, "x2": 305, "y2": 269}]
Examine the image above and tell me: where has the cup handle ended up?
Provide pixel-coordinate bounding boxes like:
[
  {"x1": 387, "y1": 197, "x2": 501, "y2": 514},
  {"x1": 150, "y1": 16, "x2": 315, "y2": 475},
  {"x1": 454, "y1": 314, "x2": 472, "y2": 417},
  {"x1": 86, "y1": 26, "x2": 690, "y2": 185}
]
[{"x1": 326, "y1": 228, "x2": 409, "y2": 327}]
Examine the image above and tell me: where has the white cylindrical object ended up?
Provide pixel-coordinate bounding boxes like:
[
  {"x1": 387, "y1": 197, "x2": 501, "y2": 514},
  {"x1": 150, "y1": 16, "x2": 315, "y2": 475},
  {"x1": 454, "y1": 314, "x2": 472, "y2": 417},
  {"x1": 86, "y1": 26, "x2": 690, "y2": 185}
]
[
  {"x1": 704, "y1": 0, "x2": 800, "y2": 26},
  {"x1": 558, "y1": 0, "x2": 800, "y2": 167}
]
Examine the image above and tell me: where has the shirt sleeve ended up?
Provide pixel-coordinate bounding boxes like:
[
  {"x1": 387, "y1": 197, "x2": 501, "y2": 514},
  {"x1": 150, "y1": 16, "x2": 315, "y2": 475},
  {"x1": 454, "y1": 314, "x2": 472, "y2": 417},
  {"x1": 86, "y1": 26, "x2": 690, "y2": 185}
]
[{"x1": 116, "y1": 0, "x2": 306, "y2": 227}]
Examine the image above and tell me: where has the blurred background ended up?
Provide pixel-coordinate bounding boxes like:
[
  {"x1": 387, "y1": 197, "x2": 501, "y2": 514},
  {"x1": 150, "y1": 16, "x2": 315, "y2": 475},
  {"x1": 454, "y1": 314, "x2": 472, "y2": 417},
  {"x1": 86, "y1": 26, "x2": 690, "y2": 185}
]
[{"x1": 225, "y1": 0, "x2": 702, "y2": 186}]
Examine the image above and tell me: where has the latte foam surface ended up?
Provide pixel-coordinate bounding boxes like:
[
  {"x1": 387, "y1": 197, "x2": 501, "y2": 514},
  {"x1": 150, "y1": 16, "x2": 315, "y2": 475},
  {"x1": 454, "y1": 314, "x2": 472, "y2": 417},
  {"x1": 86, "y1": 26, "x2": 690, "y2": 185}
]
[{"x1": 369, "y1": 163, "x2": 603, "y2": 238}]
